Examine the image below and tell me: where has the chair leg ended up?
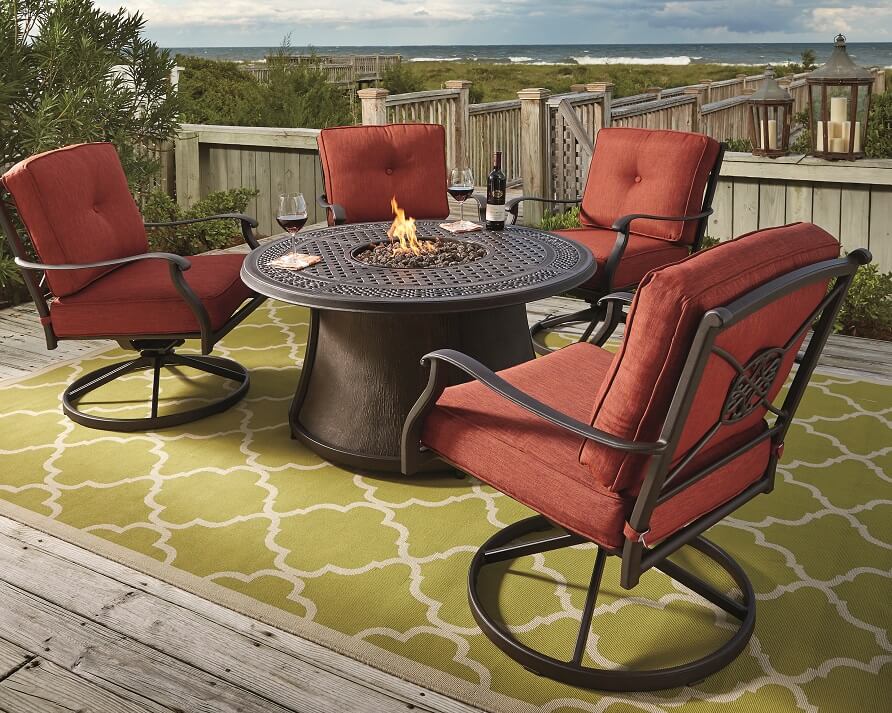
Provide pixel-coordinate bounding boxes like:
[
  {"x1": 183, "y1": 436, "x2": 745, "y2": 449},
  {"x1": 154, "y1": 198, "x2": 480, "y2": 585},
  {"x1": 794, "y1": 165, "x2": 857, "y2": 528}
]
[
  {"x1": 468, "y1": 515, "x2": 756, "y2": 692},
  {"x1": 530, "y1": 304, "x2": 605, "y2": 355},
  {"x1": 62, "y1": 345, "x2": 250, "y2": 433}
]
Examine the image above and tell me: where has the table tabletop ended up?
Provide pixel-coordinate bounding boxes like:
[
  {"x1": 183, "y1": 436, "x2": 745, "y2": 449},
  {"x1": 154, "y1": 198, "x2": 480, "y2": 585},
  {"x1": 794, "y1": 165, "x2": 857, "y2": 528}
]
[{"x1": 240, "y1": 220, "x2": 595, "y2": 314}]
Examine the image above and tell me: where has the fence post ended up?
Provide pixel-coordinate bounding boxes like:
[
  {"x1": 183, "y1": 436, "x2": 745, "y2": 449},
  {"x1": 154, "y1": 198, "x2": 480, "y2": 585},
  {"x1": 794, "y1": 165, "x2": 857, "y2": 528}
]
[
  {"x1": 358, "y1": 88, "x2": 389, "y2": 125},
  {"x1": 518, "y1": 88, "x2": 551, "y2": 226},
  {"x1": 174, "y1": 130, "x2": 200, "y2": 209},
  {"x1": 684, "y1": 84, "x2": 707, "y2": 133},
  {"x1": 586, "y1": 82, "x2": 614, "y2": 128},
  {"x1": 444, "y1": 80, "x2": 472, "y2": 169},
  {"x1": 699, "y1": 79, "x2": 713, "y2": 103}
]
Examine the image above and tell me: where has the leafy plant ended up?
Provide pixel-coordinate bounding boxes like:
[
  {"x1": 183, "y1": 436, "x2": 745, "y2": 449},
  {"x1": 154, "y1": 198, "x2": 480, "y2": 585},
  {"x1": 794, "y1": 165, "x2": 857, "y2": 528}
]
[
  {"x1": 539, "y1": 206, "x2": 581, "y2": 230},
  {"x1": 177, "y1": 56, "x2": 267, "y2": 126},
  {"x1": 380, "y1": 63, "x2": 423, "y2": 95},
  {"x1": 835, "y1": 263, "x2": 892, "y2": 340},
  {"x1": 724, "y1": 137, "x2": 753, "y2": 153},
  {"x1": 142, "y1": 188, "x2": 259, "y2": 255},
  {"x1": 865, "y1": 91, "x2": 892, "y2": 159}
]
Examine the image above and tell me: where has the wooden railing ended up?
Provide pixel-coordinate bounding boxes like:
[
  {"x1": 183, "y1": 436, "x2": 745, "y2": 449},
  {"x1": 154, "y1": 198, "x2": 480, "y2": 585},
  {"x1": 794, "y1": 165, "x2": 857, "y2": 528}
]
[
  {"x1": 547, "y1": 92, "x2": 606, "y2": 201},
  {"x1": 611, "y1": 94, "x2": 698, "y2": 131},
  {"x1": 241, "y1": 54, "x2": 401, "y2": 86},
  {"x1": 469, "y1": 100, "x2": 522, "y2": 185},
  {"x1": 175, "y1": 124, "x2": 323, "y2": 237},
  {"x1": 700, "y1": 95, "x2": 752, "y2": 141}
]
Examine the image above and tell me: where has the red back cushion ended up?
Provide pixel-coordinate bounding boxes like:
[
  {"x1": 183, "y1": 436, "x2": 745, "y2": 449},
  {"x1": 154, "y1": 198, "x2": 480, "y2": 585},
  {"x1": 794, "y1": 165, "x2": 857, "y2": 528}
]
[
  {"x1": 580, "y1": 128, "x2": 720, "y2": 244},
  {"x1": 318, "y1": 124, "x2": 450, "y2": 224},
  {"x1": 2, "y1": 143, "x2": 148, "y2": 297},
  {"x1": 581, "y1": 223, "x2": 841, "y2": 495}
]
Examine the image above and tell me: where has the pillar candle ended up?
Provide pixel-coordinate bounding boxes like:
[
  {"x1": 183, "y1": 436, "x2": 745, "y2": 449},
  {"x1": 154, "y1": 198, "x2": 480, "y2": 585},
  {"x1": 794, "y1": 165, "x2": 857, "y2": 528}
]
[
  {"x1": 816, "y1": 121, "x2": 824, "y2": 151},
  {"x1": 830, "y1": 137, "x2": 847, "y2": 153},
  {"x1": 830, "y1": 96, "x2": 848, "y2": 124},
  {"x1": 854, "y1": 121, "x2": 862, "y2": 152},
  {"x1": 767, "y1": 119, "x2": 778, "y2": 149}
]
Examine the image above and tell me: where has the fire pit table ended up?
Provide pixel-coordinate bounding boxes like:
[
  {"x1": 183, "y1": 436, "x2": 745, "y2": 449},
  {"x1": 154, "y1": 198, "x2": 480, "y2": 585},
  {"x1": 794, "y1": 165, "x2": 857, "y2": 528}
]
[{"x1": 241, "y1": 221, "x2": 595, "y2": 472}]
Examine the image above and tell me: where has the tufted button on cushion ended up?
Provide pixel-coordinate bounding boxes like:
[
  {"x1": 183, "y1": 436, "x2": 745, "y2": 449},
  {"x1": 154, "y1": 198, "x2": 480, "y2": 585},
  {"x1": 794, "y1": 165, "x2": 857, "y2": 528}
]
[
  {"x1": 318, "y1": 124, "x2": 450, "y2": 224},
  {"x1": 2, "y1": 143, "x2": 149, "y2": 297},
  {"x1": 579, "y1": 128, "x2": 720, "y2": 245}
]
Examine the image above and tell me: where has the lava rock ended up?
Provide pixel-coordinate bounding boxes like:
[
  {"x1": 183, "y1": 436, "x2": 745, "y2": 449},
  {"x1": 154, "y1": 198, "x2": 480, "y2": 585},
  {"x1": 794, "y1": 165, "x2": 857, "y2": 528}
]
[{"x1": 355, "y1": 239, "x2": 486, "y2": 268}]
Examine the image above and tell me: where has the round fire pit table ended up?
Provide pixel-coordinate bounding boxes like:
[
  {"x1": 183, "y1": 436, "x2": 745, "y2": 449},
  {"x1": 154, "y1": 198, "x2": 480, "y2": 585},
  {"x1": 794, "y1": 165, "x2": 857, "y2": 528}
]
[{"x1": 241, "y1": 221, "x2": 595, "y2": 473}]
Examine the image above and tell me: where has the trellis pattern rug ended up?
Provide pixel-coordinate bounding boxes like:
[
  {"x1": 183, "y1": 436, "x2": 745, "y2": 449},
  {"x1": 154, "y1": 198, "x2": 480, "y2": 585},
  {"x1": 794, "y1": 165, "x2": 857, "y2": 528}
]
[{"x1": 0, "y1": 302, "x2": 889, "y2": 713}]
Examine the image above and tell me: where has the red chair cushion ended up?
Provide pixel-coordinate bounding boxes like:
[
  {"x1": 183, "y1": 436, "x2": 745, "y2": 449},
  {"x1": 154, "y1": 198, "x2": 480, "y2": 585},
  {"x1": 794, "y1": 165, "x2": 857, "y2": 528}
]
[
  {"x1": 49, "y1": 254, "x2": 253, "y2": 338},
  {"x1": 555, "y1": 227, "x2": 690, "y2": 291},
  {"x1": 421, "y1": 343, "x2": 770, "y2": 549},
  {"x1": 318, "y1": 124, "x2": 450, "y2": 224},
  {"x1": 582, "y1": 223, "x2": 841, "y2": 497},
  {"x1": 2, "y1": 143, "x2": 149, "y2": 297},
  {"x1": 579, "y1": 128, "x2": 720, "y2": 245}
]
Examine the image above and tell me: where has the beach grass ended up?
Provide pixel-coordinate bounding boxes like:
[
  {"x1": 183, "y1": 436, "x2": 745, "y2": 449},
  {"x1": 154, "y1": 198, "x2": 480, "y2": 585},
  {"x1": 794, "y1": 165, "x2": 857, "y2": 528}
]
[{"x1": 404, "y1": 61, "x2": 772, "y2": 102}]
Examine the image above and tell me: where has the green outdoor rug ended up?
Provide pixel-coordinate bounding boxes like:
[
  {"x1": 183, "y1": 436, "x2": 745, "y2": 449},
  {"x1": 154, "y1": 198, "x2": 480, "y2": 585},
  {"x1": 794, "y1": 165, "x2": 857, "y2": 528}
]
[{"x1": 0, "y1": 301, "x2": 890, "y2": 712}]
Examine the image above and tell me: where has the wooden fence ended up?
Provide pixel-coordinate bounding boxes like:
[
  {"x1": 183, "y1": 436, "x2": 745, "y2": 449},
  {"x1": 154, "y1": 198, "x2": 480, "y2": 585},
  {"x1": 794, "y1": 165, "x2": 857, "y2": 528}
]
[
  {"x1": 547, "y1": 92, "x2": 608, "y2": 201},
  {"x1": 240, "y1": 54, "x2": 401, "y2": 86},
  {"x1": 175, "y1": 124, "x2": 323, "y2": 237},
  {"x1": 469, "y1": 100, "x2": 522, "y2": 185},
  {"x1": 710, "y1": 153, "x2": 892, "y2": 270}
]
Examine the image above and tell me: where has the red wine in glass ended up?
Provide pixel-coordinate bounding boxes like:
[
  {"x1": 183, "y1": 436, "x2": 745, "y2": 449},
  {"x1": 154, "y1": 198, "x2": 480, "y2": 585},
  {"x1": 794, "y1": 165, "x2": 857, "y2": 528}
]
[
  {"x1": 447, "y1": 186, "x2": 474, "y2": 202},
  {"x1": 277, "y1": 193, "x2": 307, "y2": 254},
  {"x1": 448, "y1": 168, "x2": 475, "y2": 224}
]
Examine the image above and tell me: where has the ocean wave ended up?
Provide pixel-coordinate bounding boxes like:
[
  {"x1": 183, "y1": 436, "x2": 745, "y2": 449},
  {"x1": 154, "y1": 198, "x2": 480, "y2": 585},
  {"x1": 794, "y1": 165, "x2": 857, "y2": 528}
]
[
  {"x1": 573, "y1": 55, "x2": 693, "y2": 65},
  {"x1": 409, "y1": 57, "x2": 463, "y2": 62},
  {"x1": 509, "y1": 56, "x2": 533, "y2": 63}
]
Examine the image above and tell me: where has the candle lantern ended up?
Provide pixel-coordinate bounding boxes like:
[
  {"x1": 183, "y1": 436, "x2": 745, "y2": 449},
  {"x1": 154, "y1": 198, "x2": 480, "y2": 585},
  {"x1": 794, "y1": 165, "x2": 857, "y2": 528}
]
[
  {"x1": 806, "y1": 34, "x2": 874, "y2": 160},
  {"x1": 748, "y1": 76, "x2": 793, "y2": 157}
]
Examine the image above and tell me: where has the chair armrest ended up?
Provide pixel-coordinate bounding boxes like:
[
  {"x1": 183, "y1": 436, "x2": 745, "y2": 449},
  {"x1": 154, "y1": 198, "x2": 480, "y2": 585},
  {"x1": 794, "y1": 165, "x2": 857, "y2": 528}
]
[
  {"x1": 597, "y1": 291, "x2": 635, "y2": 308},
  {"x1": 317, "y1": 194, "x2": 346, "y2": 225},
  {"x1": 468, "y1": 194, "x2": 486, "y2": 222},
  {"x1": 418, "y1": 349, "x2": 665, "y2": 454},
  {"x1": 15, "y1": 252, "x2": 191, "y2": 272},
  {"x1": 505, "y1": 195, "x2": 581, "y2": 226},
  {"x1": 145, "y1": 213, "x2": 259, "y2": 250},
  {"x1": 611, "y1": 209, "x2": 713, "y2": 235}
]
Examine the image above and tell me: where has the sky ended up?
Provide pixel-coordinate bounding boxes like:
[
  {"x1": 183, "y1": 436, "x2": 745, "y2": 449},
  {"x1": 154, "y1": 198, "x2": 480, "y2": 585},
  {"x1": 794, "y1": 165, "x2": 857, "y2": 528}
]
[{"x1": 98, "y1": 1, "x2": 892, "y2": 46}]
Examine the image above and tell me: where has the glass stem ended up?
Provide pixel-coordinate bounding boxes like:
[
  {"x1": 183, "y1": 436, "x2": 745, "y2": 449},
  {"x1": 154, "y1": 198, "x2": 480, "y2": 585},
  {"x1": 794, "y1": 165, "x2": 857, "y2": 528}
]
[{"x1": 460, "y1": 202, "x2": 464, "y2": 223}]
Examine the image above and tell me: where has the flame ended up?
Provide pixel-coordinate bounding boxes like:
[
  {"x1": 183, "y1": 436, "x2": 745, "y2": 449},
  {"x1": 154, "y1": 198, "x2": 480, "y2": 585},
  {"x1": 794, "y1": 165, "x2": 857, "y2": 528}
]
[{"x1": 387, "y1": 197, "x2": 435, "y2": 255}]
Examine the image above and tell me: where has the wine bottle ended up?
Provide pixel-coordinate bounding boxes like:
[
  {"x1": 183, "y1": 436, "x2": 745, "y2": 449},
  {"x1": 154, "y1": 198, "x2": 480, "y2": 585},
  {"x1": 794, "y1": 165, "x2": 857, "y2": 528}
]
[{"x1": 485, "y1": 151, "x2": 506, "y2": 231}]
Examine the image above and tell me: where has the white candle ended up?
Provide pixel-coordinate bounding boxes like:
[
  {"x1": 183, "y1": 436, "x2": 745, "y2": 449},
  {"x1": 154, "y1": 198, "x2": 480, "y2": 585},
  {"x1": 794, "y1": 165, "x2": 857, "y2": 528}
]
[
  {"x1": 830, "y1": 96, "x2": 848, "y2": 124},
  {"x1": 830, "y1": 137, "x2": 847, "y2": 153},
  {"x1": 767, "y1": 119, "x2": 778, "y2": 149},
  {"x1": 816, "y1": 121, "x2": 824, "y2": 151},
  {"x1": 854, "y1": 121, "x2": 862, "y2": 152}
]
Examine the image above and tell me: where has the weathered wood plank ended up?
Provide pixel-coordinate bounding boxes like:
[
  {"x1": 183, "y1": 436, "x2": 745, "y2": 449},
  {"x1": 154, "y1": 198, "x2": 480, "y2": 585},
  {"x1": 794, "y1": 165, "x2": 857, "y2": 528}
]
[
  {"x1": 812, "y1": 183, "x2": 842, "y2": 236},
  {"x1": 758, "y1": 181, "x2": 785, "y2": 229},
  {"x1": 0, "y1": 520, "x2": 477, "y2": 713},
  {"x1": 0, "y1": 638, "x2": 32, "y2": 679},
  {"x1": 0, "y1": 656, "x2": 161, "y2": 713},
  {"x1": 839, "y1": 185, "x2": 871, "y2": 255},
  {"x1": 731, "y1": 179, "x2": 759, "y2": 236},
  {"x1": 784, "y1": 182, "x2": 813, "y2": 224},
  {"x1": 0, "y1": 580, "x2": 299, "y2": 713},
  {"x1": 868, "y1": 185, "x2": 892, "y2": 271},
  {"x1": 0, "y1": 532, "x2": 430, "y2": 713}
]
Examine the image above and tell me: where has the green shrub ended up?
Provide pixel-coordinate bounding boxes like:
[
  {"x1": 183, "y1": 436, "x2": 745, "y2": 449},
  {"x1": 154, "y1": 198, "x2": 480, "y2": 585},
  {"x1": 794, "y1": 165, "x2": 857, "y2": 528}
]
[
  {"x1": 836, "y1": 263, "x2": 892, "y2": 340},
  {"x1": 865, "y1": 91, "x2": 892, "y2": 159},
  {"x1": 142, "y1": 188, "x2": 259, "y2": 255},
  {"x1": 724, "y1": 137, "x2": 753, "y2": 153},
  {"x1": 178, "y1": 56, "x2": 267, "y2": 126},
  {"x1": 379, "y1": 63, "x2": 423, "y2": 95},
  {"x1": 539, "y1": 206, "x2": 581, "y2": 230}
]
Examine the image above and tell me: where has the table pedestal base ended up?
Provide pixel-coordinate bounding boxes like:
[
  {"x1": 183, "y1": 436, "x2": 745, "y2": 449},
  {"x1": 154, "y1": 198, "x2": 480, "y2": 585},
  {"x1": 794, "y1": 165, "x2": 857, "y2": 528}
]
[{"x1": 290, "y1": 305, "x2": 535, "y2": 473}]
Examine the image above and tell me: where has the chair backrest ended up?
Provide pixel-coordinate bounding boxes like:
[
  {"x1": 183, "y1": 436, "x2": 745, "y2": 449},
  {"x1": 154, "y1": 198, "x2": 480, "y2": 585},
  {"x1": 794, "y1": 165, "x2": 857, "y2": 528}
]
[
  {"x1": 580, "y1": 128, "x2": 721, "y2": 246},
  {"x1": 581, "y1": 223, "x2": 842, "y2": 497},
  {"x1": 317, "y1": 124, "x2": 450, "y2": 224},
  {"x1": 2, "y1": 143, "x2": 148, "y2": 297}
]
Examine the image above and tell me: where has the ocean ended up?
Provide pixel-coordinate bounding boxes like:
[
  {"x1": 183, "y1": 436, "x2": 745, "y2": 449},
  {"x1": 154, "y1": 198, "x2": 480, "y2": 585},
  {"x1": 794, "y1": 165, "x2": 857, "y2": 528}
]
[{"x1": 168, "y1": 43, "x2": 892, "y2": 68}]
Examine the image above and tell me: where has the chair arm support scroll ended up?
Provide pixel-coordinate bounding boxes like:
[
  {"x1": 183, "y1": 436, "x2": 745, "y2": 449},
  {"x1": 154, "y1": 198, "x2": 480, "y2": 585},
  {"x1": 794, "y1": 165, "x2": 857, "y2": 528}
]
[
  {"x1": 15, "y1": 252, "x2": 192, "y2": 272},
  {"x1": 401, "y1": 348, "x2": 666, "y2": 475},
  {"x1": 145, "y1": 213, "x2": 260, "y2": 250},
  {"x1": 611, "y1": 209, "x2": 713, "y2": 235},
  {"x1": 317, "y1": 194, "x2": 347, "y2": 225},
  {"x1": 505, "y1": 196, "x2": 581, "y2": 225}
]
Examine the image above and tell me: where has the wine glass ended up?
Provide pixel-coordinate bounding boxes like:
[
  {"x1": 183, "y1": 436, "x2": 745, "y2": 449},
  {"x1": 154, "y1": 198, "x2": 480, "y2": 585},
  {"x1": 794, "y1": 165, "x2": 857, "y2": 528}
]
[
  {"x1": 448, "y1": 168, "x2": 475, "y2": 224},
  {"x1": 277, "y1": 193, "x2": 308, "y2": 255}
]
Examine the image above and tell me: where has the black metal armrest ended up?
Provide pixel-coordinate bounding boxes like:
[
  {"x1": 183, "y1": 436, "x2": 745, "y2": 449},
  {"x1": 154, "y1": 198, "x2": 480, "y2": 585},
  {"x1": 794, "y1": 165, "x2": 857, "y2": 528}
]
[
  {"x1": 15, "y1": 252, "x2": 191, "y2": 272},
  {"x1": 421, "y1": 349, "x2": 665, "y2": 454},
  {"x1": 317, "y1": 194, "x2": 346, "y2": 225},
  {"x1": 611, "y1": 209, "x2": 713, "y2": 235},
  {"x1": 145, "y1": 213, "x2": 259, "y2": 250},
  {"x1": 505, "y1": 195, "x2": 581, "y2": 225},
  {"x1": 598, "y1": 291, "x2": 635, "y2": 308},
  {"x1": 468, "y1": 193, "x2": 486, "y2": 222}
]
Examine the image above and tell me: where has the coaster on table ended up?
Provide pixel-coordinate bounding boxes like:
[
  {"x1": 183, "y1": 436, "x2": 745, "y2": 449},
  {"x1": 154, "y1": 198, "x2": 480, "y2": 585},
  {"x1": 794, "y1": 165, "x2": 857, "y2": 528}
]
[
  {"x1": 439, "y1": 220, "x2": 483, "y2": 234},
  {"x1": 269, "y1": 253, "x2": 322, "y2": 270}
]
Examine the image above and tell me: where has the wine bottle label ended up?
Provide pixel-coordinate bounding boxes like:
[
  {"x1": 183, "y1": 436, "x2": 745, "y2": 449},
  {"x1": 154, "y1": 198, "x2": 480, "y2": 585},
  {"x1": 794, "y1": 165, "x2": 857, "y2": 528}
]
[{"x1": 486, "y1": 204, "x2": 506, "y2": 222}]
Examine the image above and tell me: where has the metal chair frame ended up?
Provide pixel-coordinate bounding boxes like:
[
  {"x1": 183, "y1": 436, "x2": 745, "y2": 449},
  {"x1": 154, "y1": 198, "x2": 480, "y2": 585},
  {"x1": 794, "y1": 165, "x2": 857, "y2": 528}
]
[
  {"x1": 507, "y1": 142, "x2": 726, "y2": 353},
  {"x1": 401, "y1": 248, "x2": 870, "y2": 690},
  {"x1": 0, "y1": 178, "x2": 266, "y2": 432}
]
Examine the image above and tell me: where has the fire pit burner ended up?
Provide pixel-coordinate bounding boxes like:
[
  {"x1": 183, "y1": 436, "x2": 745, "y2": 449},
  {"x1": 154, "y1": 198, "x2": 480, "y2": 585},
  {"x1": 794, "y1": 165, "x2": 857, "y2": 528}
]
[{"x1": 353, "y1": 239, "x2": 486, "y2": 268}]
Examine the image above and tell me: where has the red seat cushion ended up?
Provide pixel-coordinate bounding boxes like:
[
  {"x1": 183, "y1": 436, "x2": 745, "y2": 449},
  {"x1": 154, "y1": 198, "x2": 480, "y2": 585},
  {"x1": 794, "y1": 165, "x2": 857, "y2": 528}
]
[
  {"x1": 580, "y1": 128, "x2": 720, "y2": 245},
  {"x1": 420, "y1": 343, "x2": 772, "y2": 550},
  {"x1": 318, "y1": 124, "x2": 450, "y2": 224},
  {"x1": 583, "y1": 223, "x2": 841, "y2": 500},
  {"x1": 555, "y1": 227, "x2": 690, "y2": 291},
  {"x1": 49, "y1": 254, "x2": 253, "y2": 338},
  {"x1": 2, "y1": 143, "x2": 149, "y2": 297}
]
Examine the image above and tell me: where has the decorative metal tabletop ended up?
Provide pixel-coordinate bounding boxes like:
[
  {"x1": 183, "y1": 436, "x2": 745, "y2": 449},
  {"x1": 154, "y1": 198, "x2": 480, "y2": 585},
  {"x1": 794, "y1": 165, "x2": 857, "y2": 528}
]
[{"x1": 241, "y1": 221, "x2": 595, "y2": 313}]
